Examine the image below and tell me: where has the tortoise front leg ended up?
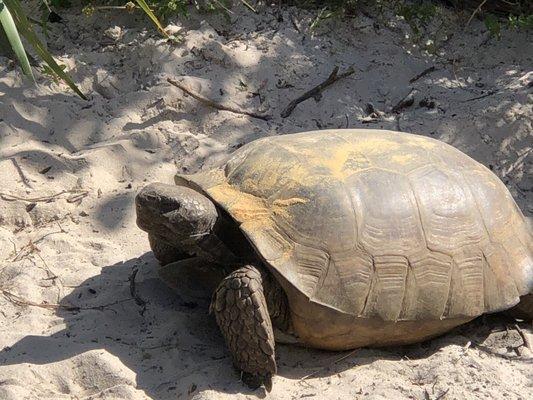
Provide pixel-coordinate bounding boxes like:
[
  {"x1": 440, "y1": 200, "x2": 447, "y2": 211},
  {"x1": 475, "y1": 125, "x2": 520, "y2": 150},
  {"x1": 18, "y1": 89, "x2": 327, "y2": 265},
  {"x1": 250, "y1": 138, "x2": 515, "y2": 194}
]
[
  {"x1": 211, "y1": 265, "x2": 276, "y2": 391},
  {"x1": 158, "y1": 257, "x2": 227, "y2": 298},
  {"x1": 148, "y1": 233, "x2": 190, "y2": 266}
]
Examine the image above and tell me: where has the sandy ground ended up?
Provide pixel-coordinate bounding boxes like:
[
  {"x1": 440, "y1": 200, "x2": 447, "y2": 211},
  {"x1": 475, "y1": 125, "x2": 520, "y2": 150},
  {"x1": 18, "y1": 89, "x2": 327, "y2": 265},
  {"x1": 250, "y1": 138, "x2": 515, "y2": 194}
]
[{"x1": 1, "y1": 3, "x2": 532, "y2": 400}]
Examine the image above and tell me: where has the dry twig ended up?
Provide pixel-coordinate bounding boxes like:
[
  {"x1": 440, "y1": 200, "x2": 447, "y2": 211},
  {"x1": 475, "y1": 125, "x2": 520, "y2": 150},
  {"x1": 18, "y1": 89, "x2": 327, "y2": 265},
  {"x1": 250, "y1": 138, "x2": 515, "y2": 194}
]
[
  {"x1": 1, "y1": 289, "x2": 75, "y2": 310},
  {"x1": 213, "y1": 0, "x2": 233, "y2": 14},
  {"x1": 281, "y1": 66, "x2": 355, "y2": 118},
  {"x1": 129, "y1": 267, "x2": 147, "y2": 314},
  {"x1": 290, "y1": 14, "x2": 302, "y2": 33},
  {"x1": 472, "y1": 342, "x2": 531, "y2": 362},
  {"x1": 433, "y1": 388, "x2": 450, "y2": 400},
  {"x1": 466, "y1": 0, "x2": 488, "y2": 27},
  {"x1": 0, "y1": 189, "x2": 88, "y2": 203},
  {"x1": 167, "y1": 78, "x2": 271, "y2": 121},
  {"x1": 241, "y1": 0, "x2": 257, "y2": 13},
  {"x1": 11, "y1": 229, "x2": 66, "y2": 262},
  {"x1": 514, "y1": 324, "x2": 532, "y2": 352},
  {"x1": 10, "y1": 158, "x2": 33, "y2": 188},
  {"x1": 1, "y1": 289, "x2": 132, "y2": 312},
  {"x1": 462, "y1": 89, "x2": 498, "y2": 102},
  {"x1": 391, "y1": 88, "x2": 418, "y2": 113},
  {"x1": 502, "y1": 148, "x2": 532, "y2": 178},
  {"x1": 409, "y1": 66, "x2": 436, "y2": 84},
  {"x1": 299, "y1": 349, "x2": 358, "y2": 381},
  {"x1": 450, "y1": 57, "x2": 465, "y2": 89}
]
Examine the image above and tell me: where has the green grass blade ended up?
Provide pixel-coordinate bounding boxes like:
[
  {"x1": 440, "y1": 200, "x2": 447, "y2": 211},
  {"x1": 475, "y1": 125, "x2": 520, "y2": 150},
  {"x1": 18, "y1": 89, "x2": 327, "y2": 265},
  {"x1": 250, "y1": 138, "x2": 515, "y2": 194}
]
[
  {"x1": 0, "y1": 0, "x2": 34, "y2": 80},
  {"x1": 134, "y1": 0, "x2": 169, "y2": 38},
  {"x1": 3, "y1": 0, "x2": 87, "y2": 99}
]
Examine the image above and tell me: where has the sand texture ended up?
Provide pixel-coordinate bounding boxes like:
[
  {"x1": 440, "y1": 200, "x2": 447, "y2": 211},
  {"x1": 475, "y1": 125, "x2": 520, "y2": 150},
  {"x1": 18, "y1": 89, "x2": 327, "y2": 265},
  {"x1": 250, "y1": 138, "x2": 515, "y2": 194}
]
[{"x1": 0, "y1": 4, "x2": 532, "y2": 400}]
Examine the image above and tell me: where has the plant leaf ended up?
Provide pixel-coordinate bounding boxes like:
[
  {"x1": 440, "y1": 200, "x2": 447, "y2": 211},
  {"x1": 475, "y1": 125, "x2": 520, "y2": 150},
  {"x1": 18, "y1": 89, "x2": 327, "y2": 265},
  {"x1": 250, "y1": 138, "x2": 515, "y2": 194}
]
[
  {"x1": 484, "y1": 14, "x2": 501, "y2": 39},
  {"x1": 4, "y1": 0, "x2": 87, "y2": 99},
  {"x1": 134, "y1": 0, "x2": 169, "y2": 38},
  {"x1": 0, "y1": 0, "x2": 34, "y2": 80}
]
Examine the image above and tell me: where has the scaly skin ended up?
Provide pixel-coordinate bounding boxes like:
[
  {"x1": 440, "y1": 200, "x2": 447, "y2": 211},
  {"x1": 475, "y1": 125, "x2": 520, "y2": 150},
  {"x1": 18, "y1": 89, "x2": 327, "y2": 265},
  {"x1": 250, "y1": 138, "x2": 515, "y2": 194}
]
[
  {"x1": 148, "y1": 234, "x2": 189, "y2": 265},
  {"x1": 212, "y1": 265, "x2": 276, "y2": 391}
]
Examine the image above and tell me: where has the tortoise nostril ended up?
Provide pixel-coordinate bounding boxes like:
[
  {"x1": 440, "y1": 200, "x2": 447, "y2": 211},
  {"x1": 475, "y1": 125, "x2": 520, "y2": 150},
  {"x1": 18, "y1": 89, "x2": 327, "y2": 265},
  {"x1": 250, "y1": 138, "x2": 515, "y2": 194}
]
[
  {"x1": 158, "y1": 197, "x2": 181, "y2": 214},
  {"x1": 138, "y1": 192, "x2": 180, "y2": 213}
]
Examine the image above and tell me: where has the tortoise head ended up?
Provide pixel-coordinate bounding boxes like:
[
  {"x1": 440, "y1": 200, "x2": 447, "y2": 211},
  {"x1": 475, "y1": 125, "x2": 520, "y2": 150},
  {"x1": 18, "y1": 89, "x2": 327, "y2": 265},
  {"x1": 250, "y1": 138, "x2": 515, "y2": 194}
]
[{"x1": 135, "y1": 182, "x2": 218, "y2": 248}]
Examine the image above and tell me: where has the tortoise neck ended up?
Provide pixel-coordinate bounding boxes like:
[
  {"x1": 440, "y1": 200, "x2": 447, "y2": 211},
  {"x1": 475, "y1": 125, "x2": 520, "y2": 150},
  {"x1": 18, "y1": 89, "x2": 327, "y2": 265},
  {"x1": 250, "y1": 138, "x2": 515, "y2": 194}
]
[{"x1": 205, "y1": 207, "x2": 259, "y2": 263}]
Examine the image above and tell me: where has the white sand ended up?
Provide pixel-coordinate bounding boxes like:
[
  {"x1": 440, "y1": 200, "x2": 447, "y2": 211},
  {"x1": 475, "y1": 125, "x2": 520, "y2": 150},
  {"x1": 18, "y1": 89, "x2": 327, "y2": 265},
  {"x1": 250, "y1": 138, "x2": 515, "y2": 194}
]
[{"x1": 0, "y1": 4, "x2": 531, "y2": 399}]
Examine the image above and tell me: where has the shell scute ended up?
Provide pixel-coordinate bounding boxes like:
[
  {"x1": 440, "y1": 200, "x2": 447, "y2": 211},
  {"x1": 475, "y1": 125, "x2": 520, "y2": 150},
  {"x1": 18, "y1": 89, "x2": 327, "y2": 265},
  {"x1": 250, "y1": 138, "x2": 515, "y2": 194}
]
[
  {"x1": 346, "y1": 168, "x2": 426, "y2": 256},
  {"x1": 407, "y1": 165, "x2": 486, "y2": 254}
]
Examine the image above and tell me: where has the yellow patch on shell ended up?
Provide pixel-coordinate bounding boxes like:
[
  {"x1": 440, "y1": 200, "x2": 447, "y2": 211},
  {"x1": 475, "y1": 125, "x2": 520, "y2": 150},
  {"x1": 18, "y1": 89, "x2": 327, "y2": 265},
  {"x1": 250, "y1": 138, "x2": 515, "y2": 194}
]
[
  {"x1": 208, "y1": 184, "x2": 269, "y2": 223},
  {"x1": 390, "y1": 153, "x2": 416, "y2": 165},
  {"x1": 272, "y1": 198, "x2": 309, "y2": 207},
  {"x1": 408, "y1": 135, "x2": 439, "y2": 149},
  {"x1": 271, "y1": 198, "x2": 308, "y2": 221},
  {"x1": 280, "y1": 138, "x2": 401, "y2": 180}
]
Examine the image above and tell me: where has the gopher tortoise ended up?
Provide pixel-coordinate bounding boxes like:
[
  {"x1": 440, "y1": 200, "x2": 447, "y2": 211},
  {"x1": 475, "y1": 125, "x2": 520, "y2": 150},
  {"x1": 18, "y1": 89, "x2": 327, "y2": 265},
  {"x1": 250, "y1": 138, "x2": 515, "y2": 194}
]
[{"x1": 135, "y1": 129, "x2": 532, "y2": 390}]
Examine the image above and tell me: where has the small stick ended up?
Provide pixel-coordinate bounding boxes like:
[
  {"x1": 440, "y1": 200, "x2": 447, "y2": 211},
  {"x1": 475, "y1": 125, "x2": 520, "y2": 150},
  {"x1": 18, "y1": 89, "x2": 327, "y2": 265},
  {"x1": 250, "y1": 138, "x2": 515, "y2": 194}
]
[
  {"x1": 462, "y1": 89, "x2": 498, "y2": 102},
  {"x1": 290, "y1": 14, "x2": 302, "y2": 33},
  {"x1": 1, "y1": 289, "x2": 132, "y2": 312},
  {"x1": 0, "y1": 189, "x2": 88, "y2": 203},
  {"x1": 514, "y1": 324, "x2": 532, "y2": 352},
  {"x1": 213, "y1": 0, "x2": 234, "y2": 14},
  {"x1": 1, "y1": 289, "x2": 75, "y2": 310},
  {"x1": 502, "y1": 148, "x2": 532, "y2": 178},
  {"x1": 66, "y1": 190, "x2": 89, "y2": 203},
  {"x1": 241, "y1": 0, "x2": 257, "y2": 13},
  {"x1": 409, "y1": 66, "x2": 436, "y2": 84},
  {"x1": 451, "y1": 57, "x2": 461, "y2": 86},
  {"x1": 281, "y1": 66, "x2": 355, "y2": 118},
  {"x1": 129, "y1": 267, "x2": 147, "y2": 314},
  {"x1": 434, "y1": 388, "x2": 450, "y2": 400},
  {"x1": 167, "y1": 78, "x2": 270, "y2": 121},
  {"x1": 8, "y1": 238, "x2": 17, "y2": 255},
  {"x1": 466, "y1": 0, "x2": 488, "y2": 27},
  {"x1": 11, "y1": 229, "x2": 65, "y2": 262},
  {"x1": 391, "y1": 88, "x2": 417, "y2": 113},
  {"x1": 471, "y1": 342, "x2": 525, "y2": 361},
  {"x1": 88, "y1": 5, "x2": 136, "y2": 10},
  {"x1": 10, "y1": 158, "x2": 33, "y2": 188},
  {"x1": 299, "y1": 348, "x2": 358, "y2": 381}
]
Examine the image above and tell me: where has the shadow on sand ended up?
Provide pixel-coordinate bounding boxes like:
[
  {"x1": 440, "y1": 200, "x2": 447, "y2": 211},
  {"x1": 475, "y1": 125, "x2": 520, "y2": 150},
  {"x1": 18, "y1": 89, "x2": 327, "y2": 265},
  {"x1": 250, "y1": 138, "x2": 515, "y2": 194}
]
[{"x1": 1, "y1": 251, "x2": 527, "y2": 399}]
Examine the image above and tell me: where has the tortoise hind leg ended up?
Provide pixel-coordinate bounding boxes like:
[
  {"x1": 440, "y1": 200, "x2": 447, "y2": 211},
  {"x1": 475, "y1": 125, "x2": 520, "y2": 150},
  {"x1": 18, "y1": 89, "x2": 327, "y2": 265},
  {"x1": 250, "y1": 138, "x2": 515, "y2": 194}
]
[
  {"x1": 504, "y1": 294, "x2": 533, "y2": 320},
  {"x1": 212, "y1": 265, "x2": 276, "y2": 391}
]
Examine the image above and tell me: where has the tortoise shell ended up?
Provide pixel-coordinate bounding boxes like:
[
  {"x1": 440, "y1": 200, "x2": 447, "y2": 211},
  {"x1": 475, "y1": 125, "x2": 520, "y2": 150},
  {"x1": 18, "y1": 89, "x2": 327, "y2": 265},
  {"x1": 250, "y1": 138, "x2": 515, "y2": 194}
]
[{"x1": 176, "y1": 129, "x2": 532, "y2": 321}]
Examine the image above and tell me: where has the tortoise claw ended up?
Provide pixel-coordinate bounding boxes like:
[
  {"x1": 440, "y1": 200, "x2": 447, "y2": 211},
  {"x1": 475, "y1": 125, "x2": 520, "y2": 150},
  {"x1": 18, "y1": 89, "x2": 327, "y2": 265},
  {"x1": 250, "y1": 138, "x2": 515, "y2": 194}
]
[{"x1": 242, "y1": 372, "x2": 273, "y2": 392}]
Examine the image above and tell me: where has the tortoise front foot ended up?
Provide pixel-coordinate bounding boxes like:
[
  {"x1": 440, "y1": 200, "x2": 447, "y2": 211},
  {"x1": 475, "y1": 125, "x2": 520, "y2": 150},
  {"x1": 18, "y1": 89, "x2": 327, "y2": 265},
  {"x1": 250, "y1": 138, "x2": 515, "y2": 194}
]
[
  {"x1": 212, "y1": 265, "x2": 276, "y2": 392},
  {"x1": 241, "y1": 371, "x2": 273, "y2": 392}
]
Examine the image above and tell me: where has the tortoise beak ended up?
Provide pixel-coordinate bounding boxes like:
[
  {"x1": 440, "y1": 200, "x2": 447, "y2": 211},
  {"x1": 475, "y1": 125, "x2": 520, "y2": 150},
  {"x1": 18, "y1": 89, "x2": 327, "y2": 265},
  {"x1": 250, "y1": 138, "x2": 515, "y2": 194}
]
[
  {"x1": 135, "y1": 183, "x2": 184, "y2": 235},
  {"x1": 135, "y1": 182, "x2": 215, "y2": 244}
]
